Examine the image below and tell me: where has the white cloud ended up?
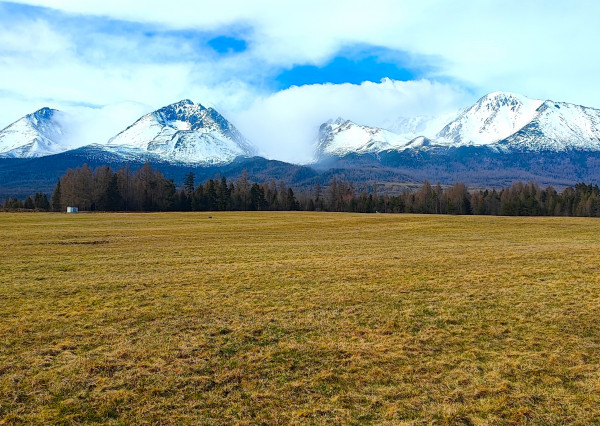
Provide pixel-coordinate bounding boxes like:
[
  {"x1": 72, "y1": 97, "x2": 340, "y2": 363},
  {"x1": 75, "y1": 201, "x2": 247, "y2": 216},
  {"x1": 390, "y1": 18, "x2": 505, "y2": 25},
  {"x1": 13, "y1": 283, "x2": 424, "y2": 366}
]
[
  {"x1": 233, "y1": 79, "x2": 469, "y2": 163},
  {"x1": 56, "y1": 102, "x2": 153, "y2": 147},
  {"x1": 10, "y1": 0, "x2": 600, "y2": 108}
]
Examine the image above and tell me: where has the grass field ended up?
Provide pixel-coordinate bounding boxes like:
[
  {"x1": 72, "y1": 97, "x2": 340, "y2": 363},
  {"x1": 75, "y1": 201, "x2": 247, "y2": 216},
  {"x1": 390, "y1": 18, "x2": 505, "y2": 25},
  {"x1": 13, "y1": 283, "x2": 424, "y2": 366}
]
[{"x1": 1, "y1": 212, "x2": 600, "y2": 424}]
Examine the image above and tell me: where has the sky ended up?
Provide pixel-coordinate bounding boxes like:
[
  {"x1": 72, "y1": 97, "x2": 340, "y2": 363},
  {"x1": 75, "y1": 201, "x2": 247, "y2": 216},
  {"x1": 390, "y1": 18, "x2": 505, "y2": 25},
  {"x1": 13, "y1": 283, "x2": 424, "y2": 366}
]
[{"x1": 1, "y1": 0, "x2": 599, "y2": 162}]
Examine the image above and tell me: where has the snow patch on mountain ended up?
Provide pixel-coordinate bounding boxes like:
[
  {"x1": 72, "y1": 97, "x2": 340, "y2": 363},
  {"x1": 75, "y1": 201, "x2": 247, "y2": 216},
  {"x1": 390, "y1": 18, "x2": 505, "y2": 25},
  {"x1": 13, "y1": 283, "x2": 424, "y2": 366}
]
[{"x1": 106, "y1": 100, "x2": 256, "y2": 165}]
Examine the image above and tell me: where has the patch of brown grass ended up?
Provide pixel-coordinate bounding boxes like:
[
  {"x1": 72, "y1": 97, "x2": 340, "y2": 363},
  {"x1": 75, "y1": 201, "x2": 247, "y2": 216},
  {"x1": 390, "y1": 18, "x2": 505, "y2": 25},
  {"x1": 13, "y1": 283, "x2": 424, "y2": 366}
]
[{"x1": 1, "y1": 212, "x2": 599, "y2": 423}]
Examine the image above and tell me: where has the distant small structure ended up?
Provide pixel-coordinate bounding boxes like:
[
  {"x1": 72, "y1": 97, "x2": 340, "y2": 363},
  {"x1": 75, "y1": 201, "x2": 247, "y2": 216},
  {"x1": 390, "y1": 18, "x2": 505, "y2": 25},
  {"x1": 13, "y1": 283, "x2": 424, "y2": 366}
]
[{"x1": 66, "y1": 206, "x2": 78, "y2": 213}]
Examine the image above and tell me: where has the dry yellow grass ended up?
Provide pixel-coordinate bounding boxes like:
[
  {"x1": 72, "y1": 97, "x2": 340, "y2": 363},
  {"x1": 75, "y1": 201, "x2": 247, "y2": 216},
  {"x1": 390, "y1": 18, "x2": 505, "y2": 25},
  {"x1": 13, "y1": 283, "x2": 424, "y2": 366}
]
[{"x1": 1, "y1": 212, "x2": 600, "y2": 424}]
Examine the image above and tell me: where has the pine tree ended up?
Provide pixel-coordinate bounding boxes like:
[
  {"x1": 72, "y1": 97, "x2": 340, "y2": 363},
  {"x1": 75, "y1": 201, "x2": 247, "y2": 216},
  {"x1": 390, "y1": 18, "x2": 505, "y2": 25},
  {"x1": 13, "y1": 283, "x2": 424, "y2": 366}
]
[
  {"x1": 97, "y1": 174, "x2": 122, "y2": 211},
  {"x1": 51, "y1": 179, "x2": 62, "y2": 212},
  {"x1": 184, "y1": 172, "x2": 195, "y2": 197},
  {"x1": 205, "y1": 179, "x2": 218, "y2": 211},
  {"x1": 250, "y1": 183, "x2": 267, "y2": 210},
  {"x1": 216, "y1": 177, "x2": 231, "y2": 210},
  {"x1": 23, "y1": 196, "x2": 35, "y2": 210},
  {"x1": 287, "y1": 188, "x2": 299, "y2": 211},
  {"x1": 34, "y1": 193, "x2": 50, "y2": 211}
]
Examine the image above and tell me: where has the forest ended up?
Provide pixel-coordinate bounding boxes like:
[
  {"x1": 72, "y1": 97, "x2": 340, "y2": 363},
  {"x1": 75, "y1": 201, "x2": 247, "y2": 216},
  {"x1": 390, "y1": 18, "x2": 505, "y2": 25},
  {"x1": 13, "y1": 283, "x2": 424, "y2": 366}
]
[{"x1": 3, "y1": 163, "x2": 600, "y2": 217}]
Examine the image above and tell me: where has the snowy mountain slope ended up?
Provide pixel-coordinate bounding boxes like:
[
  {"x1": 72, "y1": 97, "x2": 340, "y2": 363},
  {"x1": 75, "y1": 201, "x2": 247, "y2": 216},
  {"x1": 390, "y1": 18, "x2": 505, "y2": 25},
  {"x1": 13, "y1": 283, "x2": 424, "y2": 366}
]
[
  {"x1": 105, "y1": 100, "x2": 256, "y2": 165},
  {"x1": 315, "y1": 118, "x2": 411, "y2": 159},
  {"x1": 436, "y1": 92, "x2": 544, "y2": 146},
  {"x1": 498, "y1": 100, "x2": 600, "y2": 151},
  {"x1": 0, "y1": 108, "x2": 70, "y2": 158},
  {"x1": 315, "y1": 92, "x2": 549, "y2": 160}
]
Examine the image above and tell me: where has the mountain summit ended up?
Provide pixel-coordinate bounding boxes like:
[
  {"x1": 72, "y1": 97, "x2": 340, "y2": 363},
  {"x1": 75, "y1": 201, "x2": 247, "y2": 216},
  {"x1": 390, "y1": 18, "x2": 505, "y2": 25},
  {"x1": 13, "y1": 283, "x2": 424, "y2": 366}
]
[
  {"x1": 436, "y1": 92, "x2": 543, "y2": 145},
  {"x1": 105, "y1": 100, "x2": 256, "y2": 165},
  {"x1": 0, "y1": 108, "x2": 69, "y2": 158}
]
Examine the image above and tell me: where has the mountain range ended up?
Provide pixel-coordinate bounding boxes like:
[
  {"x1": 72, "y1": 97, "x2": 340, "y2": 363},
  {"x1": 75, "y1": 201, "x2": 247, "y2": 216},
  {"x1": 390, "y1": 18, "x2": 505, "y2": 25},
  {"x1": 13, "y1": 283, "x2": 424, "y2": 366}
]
[
  {"x1": 2, "y1": 91, "x2": 600, "y2": 198},
  {"x1": 315, "y1": 92, "x2": 600, "y2": 159}
]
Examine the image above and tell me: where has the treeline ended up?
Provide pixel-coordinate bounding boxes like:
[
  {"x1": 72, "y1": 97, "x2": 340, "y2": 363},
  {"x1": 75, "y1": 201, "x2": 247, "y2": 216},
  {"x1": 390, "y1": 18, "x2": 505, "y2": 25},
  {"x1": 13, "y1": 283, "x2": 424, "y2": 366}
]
[
  {"x1": 384, "y1": 181, "x2": 600, "y2": 217},
  {"x1": 3, "y1": 163, "x2": 600, "y2": 217},
  {"x1": 2, "y1": 193, "x2": 50, "y2": 211}
]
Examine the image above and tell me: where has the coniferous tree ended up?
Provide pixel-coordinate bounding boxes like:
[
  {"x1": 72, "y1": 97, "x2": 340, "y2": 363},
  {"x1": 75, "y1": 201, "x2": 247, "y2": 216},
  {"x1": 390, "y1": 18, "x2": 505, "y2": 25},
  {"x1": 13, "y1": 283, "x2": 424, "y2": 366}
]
[
  {"x1": 205, "y1": 179, "x2": 218, "y2": 210},
  {"x1": 51, "y1": 179, "x2": 62, "y2": 212},
  {"x1": 184, "y1": 172, "x2": 195, "y2": 197},
  {"x1": 97, "y1": 174, "x2": 122, "y2": 211},
  {"x1": 34, "y1": 193, "x2": 50, "y2": 211},
  {"x1": 3, "y1": 198, "x2": 23, "y2": 209},
  {"x1": 287, "y1": 188, "x2": 299, "y2": 211},
  {"x1": 216, "y1": 177, "x2": 231, "y2": 211},
  {"x1": 23, "y1": 196, "x2": 35, "y2": 210},
  {"x1": 250, "y1": 183, "x2": 267, "y2": 211}
]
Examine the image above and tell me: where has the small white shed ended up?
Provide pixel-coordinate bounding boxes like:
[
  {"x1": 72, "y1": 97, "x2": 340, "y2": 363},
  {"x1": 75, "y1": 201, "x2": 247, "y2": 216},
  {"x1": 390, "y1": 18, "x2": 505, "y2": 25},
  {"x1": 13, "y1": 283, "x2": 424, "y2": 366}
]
[{"x1": 66, "y1": 206, "x2": 79, "y2": 213}]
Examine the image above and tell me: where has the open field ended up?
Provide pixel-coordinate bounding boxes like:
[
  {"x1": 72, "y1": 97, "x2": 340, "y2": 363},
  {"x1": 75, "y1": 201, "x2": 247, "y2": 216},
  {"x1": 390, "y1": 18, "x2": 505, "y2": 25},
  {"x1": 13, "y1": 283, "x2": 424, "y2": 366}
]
[{"x1": 1, "y1": 212, "x2": 600, "y2": 424}]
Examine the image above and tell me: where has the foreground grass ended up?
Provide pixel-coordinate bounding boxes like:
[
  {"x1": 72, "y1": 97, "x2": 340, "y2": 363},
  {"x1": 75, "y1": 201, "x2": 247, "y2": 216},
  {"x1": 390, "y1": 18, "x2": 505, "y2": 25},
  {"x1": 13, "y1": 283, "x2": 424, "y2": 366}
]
[{"x1": 1, "y1": 212, "x2": 600, "y2": 424}]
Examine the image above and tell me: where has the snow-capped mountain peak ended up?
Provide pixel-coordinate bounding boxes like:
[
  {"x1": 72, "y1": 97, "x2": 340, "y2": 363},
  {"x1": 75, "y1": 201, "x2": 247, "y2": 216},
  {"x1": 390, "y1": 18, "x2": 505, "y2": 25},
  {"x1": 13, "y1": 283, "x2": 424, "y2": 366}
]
[
  {"x1": 0, "y1": 107, "x2": 70, "y2": 158},
  {"x1": 436, "y1": 91, "x2": 544, "y2": 146},
  {"x1": 105, "y1": 100, "x2": 256, "y2": 165},
  {"x1": 315, "y1": 118, "x2": 411, "y2": 159}
]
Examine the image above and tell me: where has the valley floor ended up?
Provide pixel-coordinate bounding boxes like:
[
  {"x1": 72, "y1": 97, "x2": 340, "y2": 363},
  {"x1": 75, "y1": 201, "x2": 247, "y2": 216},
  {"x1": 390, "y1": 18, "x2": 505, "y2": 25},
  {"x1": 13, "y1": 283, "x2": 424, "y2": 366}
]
[{"x1": 1, "y1": 212, "x2": 600, "y2": 423}]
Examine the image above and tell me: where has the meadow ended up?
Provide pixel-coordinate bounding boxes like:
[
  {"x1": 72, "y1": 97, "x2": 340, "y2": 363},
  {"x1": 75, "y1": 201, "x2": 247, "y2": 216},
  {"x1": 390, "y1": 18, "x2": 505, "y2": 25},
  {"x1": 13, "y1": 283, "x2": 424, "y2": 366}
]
[{"x1": 1, "y1": 212, "x2": 599, "y2": 424}]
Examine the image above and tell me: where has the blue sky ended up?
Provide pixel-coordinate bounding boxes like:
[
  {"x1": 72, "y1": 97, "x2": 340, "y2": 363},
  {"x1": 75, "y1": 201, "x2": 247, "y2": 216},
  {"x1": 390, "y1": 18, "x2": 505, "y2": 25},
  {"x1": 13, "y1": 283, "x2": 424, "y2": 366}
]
[{"x1": 1, "y1": 0, "x2": 599, "y2": 161}]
